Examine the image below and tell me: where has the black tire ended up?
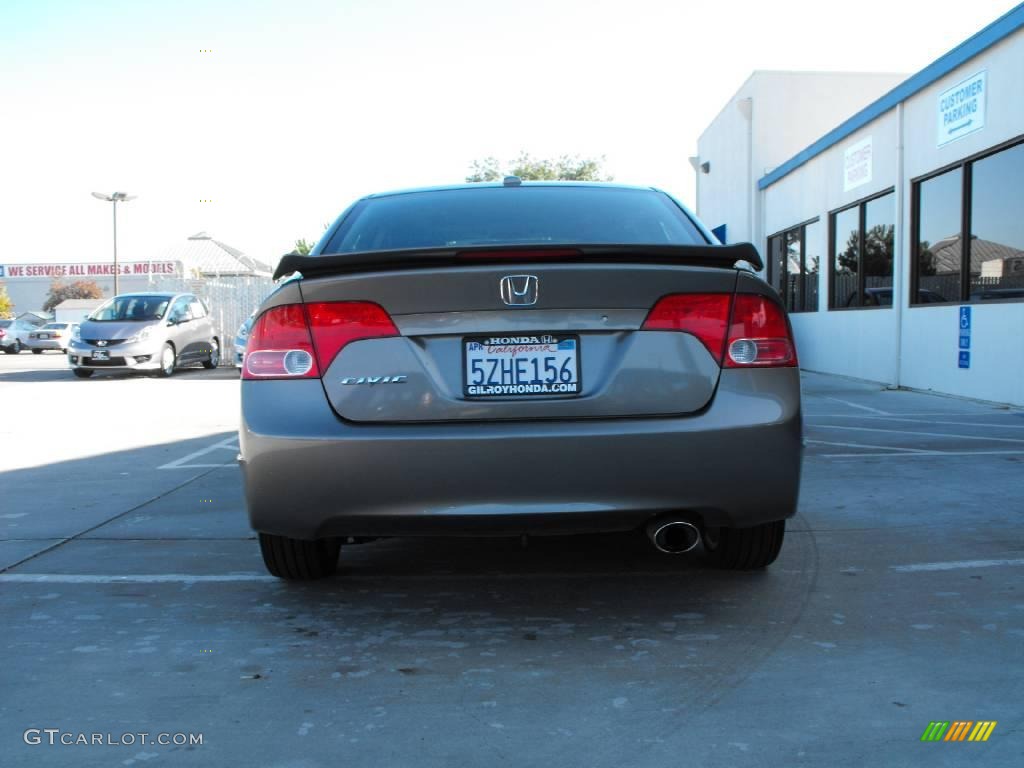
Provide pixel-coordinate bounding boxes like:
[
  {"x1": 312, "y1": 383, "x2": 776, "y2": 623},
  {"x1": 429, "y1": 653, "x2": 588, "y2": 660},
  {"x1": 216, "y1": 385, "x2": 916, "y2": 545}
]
[
  {"x1": 259, "y1": 533, "x2": 341, "y2": 580},
  {"x1": 201, "y1": 339, "x2": 220, "y2": 369},
  {"x1": 2, "y1": 346, "x2": 16, "y2": 354},
  {"x1": 156, "y1": 343, "x2": 176, "y2": 378},
  {"x1": 31, "y1": 348, "x2": 42, "y2": 354},
  {"x1": 703, "y1": 520, "x2": 785, "y2": 570},
  {"x1": 72, "y1": 368, "x2": 93, "y2": 378}
]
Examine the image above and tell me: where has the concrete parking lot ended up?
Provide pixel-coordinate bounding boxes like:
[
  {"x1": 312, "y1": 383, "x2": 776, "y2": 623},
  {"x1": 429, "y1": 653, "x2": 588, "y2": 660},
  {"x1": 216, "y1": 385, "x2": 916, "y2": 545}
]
[{"x1": 1, "y1": 351, "x2": 1022, "y2": 767}]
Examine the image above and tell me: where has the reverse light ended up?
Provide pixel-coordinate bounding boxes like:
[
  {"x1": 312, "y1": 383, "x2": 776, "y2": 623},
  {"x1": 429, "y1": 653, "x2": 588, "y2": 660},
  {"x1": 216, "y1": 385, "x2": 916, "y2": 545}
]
[
  {"x1": 242, "y1": 302, "x2": 398, "y2": 380},
  {"x1": 642, "y1": 292, "x2": 796, "y2": 368},
  {"x1": 723, "y1": 294, "x2": 797, "y2": 368}
]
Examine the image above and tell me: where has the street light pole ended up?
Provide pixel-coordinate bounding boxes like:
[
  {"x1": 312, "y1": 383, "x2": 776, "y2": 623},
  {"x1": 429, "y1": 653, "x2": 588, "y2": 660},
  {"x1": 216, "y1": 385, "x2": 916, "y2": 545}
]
[{"x1": 91, "y1": 191, "x2": 136, "y2": 296}]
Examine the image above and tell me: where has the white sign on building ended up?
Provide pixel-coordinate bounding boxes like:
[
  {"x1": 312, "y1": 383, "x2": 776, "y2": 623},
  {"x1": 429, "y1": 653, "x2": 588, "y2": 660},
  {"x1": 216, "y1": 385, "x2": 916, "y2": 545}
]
[
  {"x1": 0, "y1": 261, "x2": 180, "y2": 280},
  {"x1": 937, "y1": 70, "x2": 986, "y2": 147},
  {"x1": 843, "y1": 136, "x2": 873, "y2": 192}
]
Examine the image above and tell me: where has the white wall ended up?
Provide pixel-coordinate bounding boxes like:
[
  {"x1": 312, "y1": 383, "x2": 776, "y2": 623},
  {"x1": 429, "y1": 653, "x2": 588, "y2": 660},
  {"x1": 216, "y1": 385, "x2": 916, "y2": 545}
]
[
  {"x1": 755, "y1": 28, "x2": 1024, "y2": 405},
  {"x1": 696, "y1": 71, "x2": 905, "y2": 246}
]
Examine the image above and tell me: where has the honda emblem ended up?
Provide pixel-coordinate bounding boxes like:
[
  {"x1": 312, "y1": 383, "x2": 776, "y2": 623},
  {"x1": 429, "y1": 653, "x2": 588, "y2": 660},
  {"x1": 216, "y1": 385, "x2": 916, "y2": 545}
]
[{"x1": 500, "y1": 275, "x2": 539, "y2": 306}]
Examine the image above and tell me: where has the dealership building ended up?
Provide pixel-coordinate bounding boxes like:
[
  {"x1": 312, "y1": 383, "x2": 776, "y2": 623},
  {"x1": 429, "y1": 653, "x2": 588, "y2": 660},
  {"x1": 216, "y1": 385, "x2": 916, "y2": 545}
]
[
  {"x1": 0, "y1": 232, "x2": 271, "y2": 317},
  {"x1": 694, "y1": 3, "x2": 1024, "y2": 406}
]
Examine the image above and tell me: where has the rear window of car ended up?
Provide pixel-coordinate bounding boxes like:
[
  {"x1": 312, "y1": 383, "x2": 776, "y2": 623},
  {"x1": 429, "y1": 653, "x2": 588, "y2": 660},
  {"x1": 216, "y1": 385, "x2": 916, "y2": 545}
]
[
  {"x1": 322, "y1": 186, "x2": 707, "y2": 253},
  {"x1": 0, "y1": 320, "x2": 11, "y2": 328},
  {"x1": 42, "y1": 323, "x2": 67, "y2": 329}
]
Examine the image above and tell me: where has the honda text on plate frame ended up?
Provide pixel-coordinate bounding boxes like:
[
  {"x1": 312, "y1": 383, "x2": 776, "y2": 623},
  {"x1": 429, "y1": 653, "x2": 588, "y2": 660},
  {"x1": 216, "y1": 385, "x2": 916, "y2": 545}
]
[{"x1": 239, "y1": 181, "x2": 802, "y2": 580}]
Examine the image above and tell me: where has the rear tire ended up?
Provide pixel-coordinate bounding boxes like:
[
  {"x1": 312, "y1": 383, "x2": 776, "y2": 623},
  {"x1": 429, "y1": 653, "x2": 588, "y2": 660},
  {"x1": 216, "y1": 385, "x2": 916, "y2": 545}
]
[
  {"x1": 72, "y1": 368, "x2": 93, "y2": 378},
  {"x1": 2, "y1": 346, "x2": 16, "y2": 354},
  {"x1": 259, "y1": 533, "x2": 341, "y2": 580},
  {"x1": 31, "y1": 348, "x2": 42, "y2": 354},
  {"x1": 703, "y1": 520, "x2": 785, "y2": 570},
  {"x1": 201, "y1": 339, "x2": 219, "y2": 369}
]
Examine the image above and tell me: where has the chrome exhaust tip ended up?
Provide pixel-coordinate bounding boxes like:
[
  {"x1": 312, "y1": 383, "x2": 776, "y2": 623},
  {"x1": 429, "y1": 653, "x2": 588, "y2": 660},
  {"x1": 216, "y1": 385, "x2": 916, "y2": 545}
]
[{"x1": 646, "y1": 519, "x2": 701, "y2": 554}]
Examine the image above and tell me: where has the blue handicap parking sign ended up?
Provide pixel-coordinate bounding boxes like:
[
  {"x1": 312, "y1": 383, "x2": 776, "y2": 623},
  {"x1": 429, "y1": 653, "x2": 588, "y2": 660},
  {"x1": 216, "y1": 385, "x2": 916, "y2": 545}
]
[
  {"x1": 959, "y1": 306, "x2": 971, "y2": 330},
  {"x1": 958, "y1": 351, "x2": 970, "y2": 369},
  {"x1": 959, "y1": 333, "x2": 971, "y2": 350}
]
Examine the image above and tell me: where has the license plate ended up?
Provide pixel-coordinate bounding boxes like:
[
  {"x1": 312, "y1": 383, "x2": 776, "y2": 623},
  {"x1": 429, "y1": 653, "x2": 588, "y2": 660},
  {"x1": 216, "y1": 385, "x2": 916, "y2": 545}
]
[
  {"x1": 464, "y1": 334, "x2": 581, "y2": 397},
  {"x1": 92, "y1": 350, "x2": 109, "y2": 360},
  {"x1": 40, "y1": 334, "x2": 50, "y2": 339}
]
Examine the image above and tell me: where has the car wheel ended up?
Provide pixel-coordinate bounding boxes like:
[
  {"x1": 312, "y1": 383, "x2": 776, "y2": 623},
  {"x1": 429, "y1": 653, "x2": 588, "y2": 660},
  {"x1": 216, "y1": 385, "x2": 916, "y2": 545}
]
[
  {"x1": 157, "y1": 343, "x2": 176, "y2": 377},
  {"x1": 31, "y1": 349, "x2": 42, "y2": 355},
  {"x1": 703, "y1": 520, "x2": 785, "y2": 570},
  {"x1": 2, "y1": 346, "x2": 16, "y2": 354},
  {"x1": 72, "y1": 368, "x2": 94, "y2": 379},
  {"x1": 258, "y1": 533, "x2": 341, "y2": 580},
  {"x1": 201, "y1": 339, "x2": 220, "y2": 369}
]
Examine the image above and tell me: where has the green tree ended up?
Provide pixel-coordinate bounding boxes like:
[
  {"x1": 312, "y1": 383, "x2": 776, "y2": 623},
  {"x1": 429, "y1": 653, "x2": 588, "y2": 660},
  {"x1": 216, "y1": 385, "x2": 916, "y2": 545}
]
[
  {"x1": 41, "y1": 279, "x2": 104, "y2": 313},
  {"x1": 466, "y1": 153, "x2": 613, "y2": 182},
  {"x1": 294, "y1": 238, "x2": 315, "y2": 255},
  {"x1": 0, "y1": 283, "x2": 13, "y2": 318}
]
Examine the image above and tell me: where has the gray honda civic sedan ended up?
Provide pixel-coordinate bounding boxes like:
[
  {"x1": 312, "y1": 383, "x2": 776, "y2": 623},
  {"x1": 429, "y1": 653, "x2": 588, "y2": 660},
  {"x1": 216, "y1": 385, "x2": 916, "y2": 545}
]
[{"x1": 240, "y1": 181, "x2": 802, "y2": 579}]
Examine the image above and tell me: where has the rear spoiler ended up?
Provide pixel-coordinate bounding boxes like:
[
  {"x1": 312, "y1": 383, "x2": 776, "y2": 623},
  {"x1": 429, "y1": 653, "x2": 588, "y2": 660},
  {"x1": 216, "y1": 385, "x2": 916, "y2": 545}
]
[{"x1": 273, "y1": 243, "x2": 764, "y2": 281}]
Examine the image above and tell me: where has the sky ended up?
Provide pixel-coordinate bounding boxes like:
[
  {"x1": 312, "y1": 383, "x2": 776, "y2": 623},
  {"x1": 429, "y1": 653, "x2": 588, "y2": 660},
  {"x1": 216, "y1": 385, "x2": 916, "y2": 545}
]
[{"x1": 0, "y1": 0, "x2": 1019, "y2": 269}]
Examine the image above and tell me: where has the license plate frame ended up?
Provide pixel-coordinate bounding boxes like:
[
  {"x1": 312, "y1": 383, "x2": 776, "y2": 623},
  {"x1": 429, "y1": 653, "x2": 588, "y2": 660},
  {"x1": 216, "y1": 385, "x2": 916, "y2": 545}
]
[{"x1": 462, "y1": 333, "x2": 582, "y2": 398}]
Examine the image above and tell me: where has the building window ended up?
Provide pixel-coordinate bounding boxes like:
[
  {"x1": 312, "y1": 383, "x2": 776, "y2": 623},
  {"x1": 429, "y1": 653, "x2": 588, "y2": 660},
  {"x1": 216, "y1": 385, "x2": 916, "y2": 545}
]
[
  {"x1": 912, "y1": 136, "x2": 1024, "y2": 304},
  {"x1": 767, "y1": 219, "x2": 819, "y2": 313},
  {"x1": 829, "y1": 190, "x2": 895, "y2": 308}
]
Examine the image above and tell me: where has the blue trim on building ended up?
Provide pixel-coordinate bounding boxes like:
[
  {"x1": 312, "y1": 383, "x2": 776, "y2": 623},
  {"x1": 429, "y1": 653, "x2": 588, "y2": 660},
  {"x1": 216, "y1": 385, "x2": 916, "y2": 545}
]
[{"x1": 758, "y1": 3, "x2": 1024, "y2": 190}]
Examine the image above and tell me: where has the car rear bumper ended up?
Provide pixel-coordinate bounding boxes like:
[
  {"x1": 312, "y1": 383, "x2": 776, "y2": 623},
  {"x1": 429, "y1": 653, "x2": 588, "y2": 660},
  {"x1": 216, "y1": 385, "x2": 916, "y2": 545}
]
[
  {"x1": 27, "y1": 340, "x2": 66, "y2": 349},
  {"x1": 240, "y1": 368, "x2": 802, "y2": 540}
]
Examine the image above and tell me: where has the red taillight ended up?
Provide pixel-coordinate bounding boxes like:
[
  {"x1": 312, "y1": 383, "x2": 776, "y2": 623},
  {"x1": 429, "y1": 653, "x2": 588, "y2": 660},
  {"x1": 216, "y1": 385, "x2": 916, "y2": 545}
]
[
  {"x1": 641, "y1": 292, "x2": 796, "y2": 368},
  {"x1": 456, "y1": 249, "x2": 581, "y2": 261},
  {"x1": 723, "y1": 294, "x2": 797, "y2": 368},
  {"x1": 242, "y1": 302, "x2": 398, "y2": 380},
  {"x1": 243, "y1": 304, "x2": 319, "y2": 379},
  {"x1": 305, "y1": 301, "x2": 398, "y2": 371},
  {"x1": 642, "y1": 293, "x2": 732, "y2": 361}
]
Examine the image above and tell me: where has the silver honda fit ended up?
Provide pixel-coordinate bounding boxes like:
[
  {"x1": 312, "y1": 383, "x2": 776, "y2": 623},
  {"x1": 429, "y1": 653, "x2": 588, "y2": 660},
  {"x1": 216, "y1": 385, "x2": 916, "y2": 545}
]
[
  {"x1": 240, "y1": 181, "x2": 802, "y2": 579},
  {"x1": 68, "y1": 292, "x2": 220, "y2": 378}
]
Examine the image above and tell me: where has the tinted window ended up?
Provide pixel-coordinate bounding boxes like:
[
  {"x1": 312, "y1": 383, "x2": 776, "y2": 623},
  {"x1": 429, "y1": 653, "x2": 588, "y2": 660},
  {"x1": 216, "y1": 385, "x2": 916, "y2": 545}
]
[
  {"x1": 90, "y1": 296, "x2": 171, "y2": 322},
  {"x1": 863, "y1": 194, "x2": 895, "y2": 298},
  {"x1": 832, "y1": 207, "x2": 860, "y2": 307},
  {"x1": 323, "y1": 186, "x2": 707, "y2": 252},
  {"x1": 970, "y1": 142, "x2": 1024, "y2": 301},
  {"x1": 803, "y1": 220, "x2": 820, "y2": 312},
  {"x1": 914, "y1": 168, "x2": 962, "y2": 304},
  {"x1": 0, "y1": 320, "x2": 11, "y2": 328},
  {"x1": 830, "y1": 192, "x2": 894, "y2": 308}
]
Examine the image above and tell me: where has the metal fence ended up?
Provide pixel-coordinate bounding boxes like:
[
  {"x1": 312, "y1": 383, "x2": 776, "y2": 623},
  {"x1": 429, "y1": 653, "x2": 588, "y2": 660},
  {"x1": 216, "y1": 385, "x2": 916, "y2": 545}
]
[{"x1": 149, "y1": 274, "x2": 277, "y2": 365}]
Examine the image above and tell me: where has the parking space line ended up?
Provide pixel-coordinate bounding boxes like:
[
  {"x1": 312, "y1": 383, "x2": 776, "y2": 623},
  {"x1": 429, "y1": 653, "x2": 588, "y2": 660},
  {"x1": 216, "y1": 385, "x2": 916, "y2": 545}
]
[
  {"x1": 809, "y1": 415, "x2": 1024, "y2": 429},
  {"x1": 816, "y1": 449, "x2": 1024, "y2": 458},
  {"x1": 805, "y1": 439, "x2": 931, "y2": 454},
  {"x1": 892, "y1": 558, "x2": 1024, "y2": 573},
  {"x1": 811, "y1": 424, "x2": 1024, "y2": 444},
  {"x1": 159, "y1": 436, "x2": 239, "y2": 469},
  {"x1": 817, "y1": 396, "x2": 890, "y2": 415},
  {"x1": 0, "y1": 573, "x2": 277, "y2": 584}
]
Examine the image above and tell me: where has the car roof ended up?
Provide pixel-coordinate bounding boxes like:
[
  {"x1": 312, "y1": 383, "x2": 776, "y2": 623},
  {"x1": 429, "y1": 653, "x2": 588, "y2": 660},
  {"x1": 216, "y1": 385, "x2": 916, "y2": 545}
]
[
  {"x1": 111, "y1": 292, "x2": 181, "y2": 299},
  {"x1": 362, "y1": 180, "x2": 662, "y2": 200}
]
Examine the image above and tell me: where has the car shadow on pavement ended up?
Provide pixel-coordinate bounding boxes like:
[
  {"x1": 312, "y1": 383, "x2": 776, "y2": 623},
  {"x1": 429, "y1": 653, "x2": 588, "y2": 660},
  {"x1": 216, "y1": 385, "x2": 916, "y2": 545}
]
[{"x1": 0, "y1": 364, "x2": 240, "y2": 383}]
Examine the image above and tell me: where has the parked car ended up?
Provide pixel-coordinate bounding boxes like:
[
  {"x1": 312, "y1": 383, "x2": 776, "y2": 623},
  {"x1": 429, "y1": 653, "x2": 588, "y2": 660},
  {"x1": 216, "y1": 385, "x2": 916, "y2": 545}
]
[
  {"x1": 234, "y1": 310, "x2": 258, "y2": 367},
  {"x1": 26, "y1": 322, "x2": 78, "y2": 353},
  {"x1": 0, "y1": 317, "x2": 44, "y2": 353},
  {"x1": 67, "y1": 292, "x2": 220, "y2": 378},
  {"x1": 240, "y1": 181, "x2": 802, "y2": 579}
]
